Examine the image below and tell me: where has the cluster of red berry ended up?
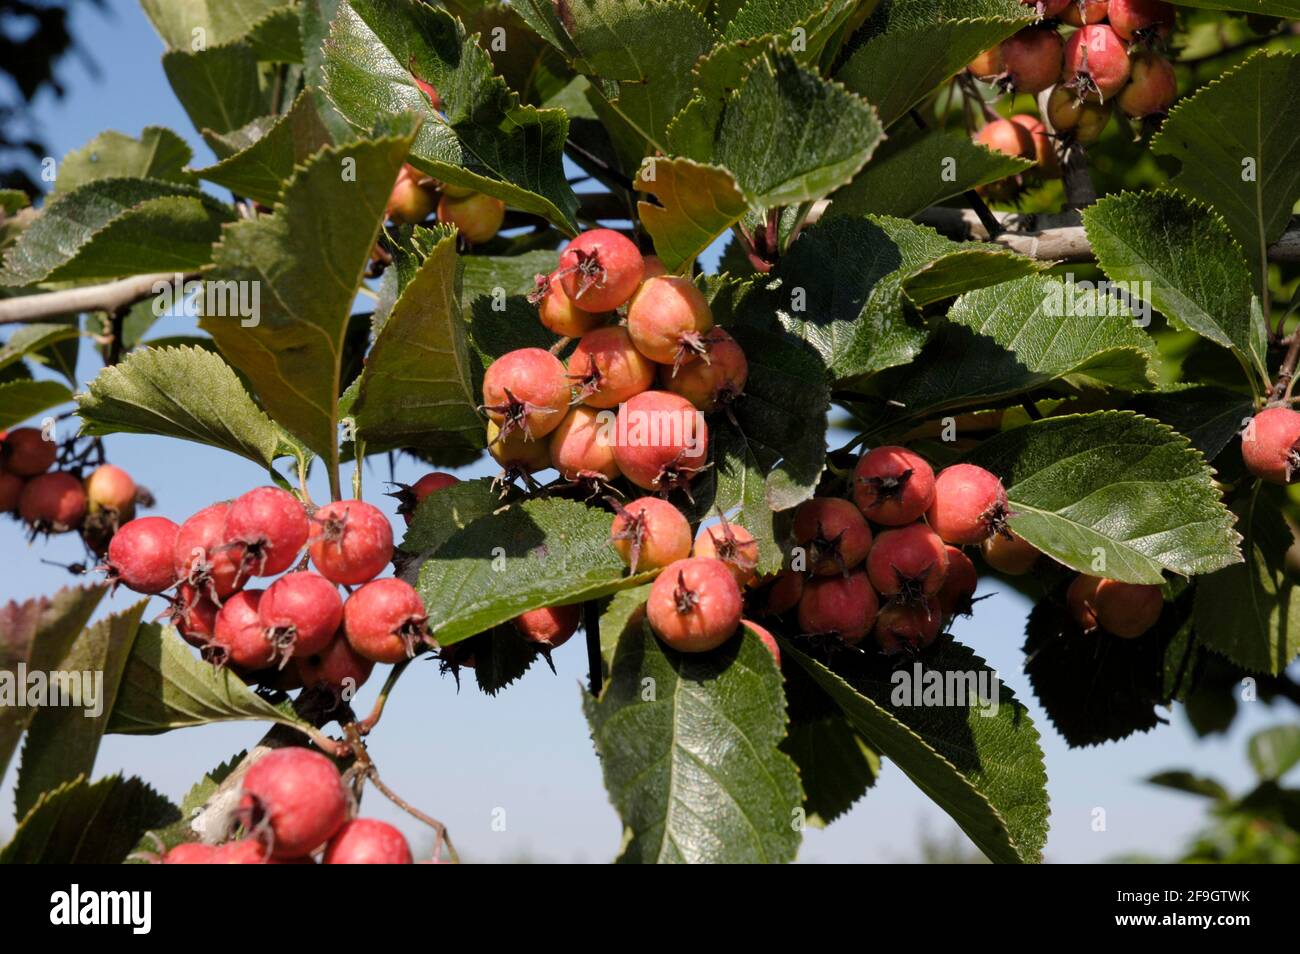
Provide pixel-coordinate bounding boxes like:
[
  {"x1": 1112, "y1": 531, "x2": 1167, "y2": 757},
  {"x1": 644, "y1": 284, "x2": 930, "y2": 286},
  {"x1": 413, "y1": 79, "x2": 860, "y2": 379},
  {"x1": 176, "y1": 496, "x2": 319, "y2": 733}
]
[
  {"x1": 160, "y1": 747, "x2": 414, "y2": 864},
  {"x1": 385, "y1": 163, "x2": 506, "y2": 244}
]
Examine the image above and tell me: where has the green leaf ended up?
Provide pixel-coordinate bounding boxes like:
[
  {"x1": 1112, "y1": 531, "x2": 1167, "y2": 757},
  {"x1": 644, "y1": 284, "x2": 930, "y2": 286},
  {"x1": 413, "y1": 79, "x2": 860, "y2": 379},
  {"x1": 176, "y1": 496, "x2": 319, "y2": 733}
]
[
  {"x1": 836, "y1": 0, "x2": 1031, "y2": 128},
  {"x1": 0, "y1": 189, "x2": 29, "y2": 214},
  {"x1": 1147, "y1": 770, "x2": 1230, "y2": 801},
  {"x1": 1248, "y1": 724, "x2": 1300, "y2": 782},
  {"x1": 0, "y1": 586, "x2": 107, "y2": 780},
  {"x1": 704, "y1": 422, "x2": 785, "y2": 574},
  {"x1": 141, "y1": 0, "x2": 296, "y2": 49},
  {"x1": 247, "y1": 5, "x2": 306, "y2": 62},
  {"x1": 1084, "y1": 191, "x2": 1265, "y2": 382},
  {"x1": 54, "y1": 127, "x2": 195, "y2": 193},
  {"x1": 585, "y1": 624, "x2": 802, "y2": 863},
  {"x1": 0, "y1": 322, "x2": 80, "y2": 377},
  {"x1": 352, "y1": 226, "x2": 481, "y2": 457},
  {"x1": 132, "y1": 750, "x2": 247, "y2": 859},
  {"x1": 416, "y1": 498, "x2": 646, "y2": 646},
  {"x1": 1, "y1": 775, "x2": 178, "y2": 864},
  {"x1": 785, "y1": 637, "x2": 1048, "y2": 864},
  {"x1": 831, "y1": 122, "x2": 1032, "y2": 219},
  {"x1": 597, "y1": 584, "x2": 651, "y2": 684},
  {"x1": 471, "y1": 626, "x2": 540, "y2": 696},
  {"x1": 1127, "y1": 386, "x2": 1256, "y2": 461},
  {"x1": 1, "y1": 178, "x2": 236, "y2": 286},
  {"x1": 1150, "y1": 50, "x2": 1300, "y2": 295},
  {"x1": 1195, "y1": 485, "x2": 1300, "y2": 675},
  {"x1": 77, "y1": 345, "x2": 302, "y2": 470},
  {"x1": 0, "y1": 380, "x2": 74, "y2": 429},
  {"x1": 323, "y1": 0, "x2": 578, "y2": 232},
  {"x1": 398, "y1": 477, "x2": 510, "y2": 557},
  {"x1": 635, "y1": 157, "x2": 748, "y2": 273},
  {"x1": 203, "y1": 128, "x2": 417, "y2": 463},
  {"x1": 193, "y1": 92, "x2": 335, "y2": 206},
  {"x1": 14, "y1": 602, "x2": 147, "y2": 819},
  {"x1": 966, "y1": 411, "x2": 1241, "y2": 584},
  {"x1": 163, "y1": 42, "x2": 273, "y2": 137},
  {"x1": 107, "y1": 623, "x2": 309, "y2": 734}
]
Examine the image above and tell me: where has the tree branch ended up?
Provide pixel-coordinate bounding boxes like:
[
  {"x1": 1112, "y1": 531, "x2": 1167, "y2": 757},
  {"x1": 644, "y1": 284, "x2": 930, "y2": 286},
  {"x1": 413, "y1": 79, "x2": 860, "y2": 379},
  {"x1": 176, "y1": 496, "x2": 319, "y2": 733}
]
[{"x1": 0, "y1": 272, "x2": 188, "y2": 325}]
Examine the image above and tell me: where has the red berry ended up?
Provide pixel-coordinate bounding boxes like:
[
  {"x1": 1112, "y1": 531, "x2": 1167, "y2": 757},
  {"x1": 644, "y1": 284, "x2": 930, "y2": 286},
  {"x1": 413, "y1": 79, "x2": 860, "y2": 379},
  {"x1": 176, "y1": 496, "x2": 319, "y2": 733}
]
[
  {"x1": 84, "y1": 463, "x2": 137, "y2": 520},
  {"x1": 1108, "y1": 0, "x2": 1174, "y2": 40},
  {"x1": 549, "y1": 405, "x2": 621, "y2": 483},
  {"x1": 1046, "y1": 84, "x2": 1113, "y2": 144},
  {"x1": 867, "y1": 523, "x2": 949, "y2": 600},
  {"x1": 1000, "y1": 26, "x2": 1064, "y2": 95},
  {"x1": 1093, "y1": 578, "x2": 1164, "y2": 638},
  {"x1": 660, "y1": 328, "x2": 748, "y2": 412},
  {"x1": 2, "y1": 427, "x2": 55, "y2": 476},
  {"x1": 558, "y1": 228, "x2": 645, "y2": 312},
  {"x1": 535, "y1": 270, "x2": 605, "y2": 338},
  {"x1": 308, "y1": 500, "x2": 393, "y2": 585},
  {"x1": 611, "y1": 390, "x2": 709, "y2": 493},
  {"x1": 174, "y1": 502, "x2": 247, "y2": 600},
  {"x1": 162, "y1": 842, "x2": 217, "y2": 864},
  {"x1": 1064, "y1": 24, "x2": 1132, "y2": 102},
  {"x1": 609, "y1": 496, "x2": 692, "y2": 574},
  {"x1": 210, "y1": 839, "x2": 269, "y2": 864},
  {"x1": 239, "y1": 747, "x2": 347, "y2": 859},
  {"x1": 1067, "y1": 574, "x2": 1102, "y2": 630},
  {"x1": 1061, "y1": 0, "x2": 1109, "y2": 25},
  {"x1": 1242, "y1": 407, "x2": 1300, "y2": 484},
  {"x1": 927, "y1": 464, "x2": 1009, "y2": 546},
  {"x1": 626, "y1": 276, "x2": 715, "y2": 369},
  {"x1": 513, "y1": 604, "x2": 580, "y2": 648},
  {"x1": 749, "y1": 569, "x2": 804, "y2": 616},
  {"x1": 343, "y1": 577, "x2": 430, "y2": 664},
  {"x1": 106, "y1": 516, "x2": 179, "y2": 594},
  {"x1": 874, "y1": 600, "x2": 943, "y2": 654},
  {"x1": 792, "y1": 497, "x2": 872, "y2": 576},
  {"x1": 968, "y1": 46, "x2": 1005, "y2": 82},
  {"x1": 796, "y1": 571, "x2": 879, "y2": 644},
  {"x1": 482, "y1": 347, "x2": 572, "y2": 442},
  {"x1": 226, "y1": 486, "x2": 309, "y2": 577},
  {"x1": 168, "y1": 582, "x2": 219, "y2": 648},
  {"x1": 567, "y1": 325, "x2": 656, "y2": 408},
  {"x1": 975, "y1": 118, "x2": 1035, "y2": 160},
  {"x1": 0, "y1": 471, "x2": 22, "y2": 513},
  {"x1": 386, "y1": 166, "x2": 436, "y2": 224},
  {"x1": 258, "y1": 572, "x2": 344, "y2": 661},
  {"x1": 295, "y1": 631, "x2": 375, "y2": 696},
  {"x1": 19, "y1": 472, "x2": 86, "y2": 532},
  {"x1": 936, "y1": 546, "x2": 978, "y2": 618},
  {"x1": 981, "y1": 530, "x2": 1040, "y2": 575},
  {"x1": 487, "y1": 419, "x2": 553, "y2": 477},
  {"x1": 324, "y1": 818, "x2": 413, "y2": 864},
  {"x1": 211, "y1": 589, "x2": 273, "y2": 670},
  {"x1": 437, "y1": 192, "x2": 505, "y2": 244},
  {"x1": 1117, "y1": 51, "x2": 1176, "y2": 118},
  {"x1": 852, "y1": 445, "x2": 936, "y2": 526},
  {"x1": 399, "y1": 472, "x2": 459, "y2": 525},
  {"x1": 646, "y1": 557, "x2": 743, "y2": 652},
  {"x1": 692, "y1": 515, "x2": 759, "y2": 587},
  {"x1": 1009, "y1": 114, "x2": 1061, "y2": 177},
  {"x1": 742, "y1": 619, "x2": 781, "y2": 665}
]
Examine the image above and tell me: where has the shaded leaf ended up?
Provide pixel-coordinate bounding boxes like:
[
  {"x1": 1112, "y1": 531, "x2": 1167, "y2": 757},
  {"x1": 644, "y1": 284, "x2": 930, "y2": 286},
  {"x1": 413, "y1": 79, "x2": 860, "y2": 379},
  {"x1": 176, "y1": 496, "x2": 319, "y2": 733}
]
[
  {"x1": 55, "y1": 127, "x2": 195, "y2": 193},
  {"x1": 0, "y1": 380, "x2": 74, "y2": 429}
]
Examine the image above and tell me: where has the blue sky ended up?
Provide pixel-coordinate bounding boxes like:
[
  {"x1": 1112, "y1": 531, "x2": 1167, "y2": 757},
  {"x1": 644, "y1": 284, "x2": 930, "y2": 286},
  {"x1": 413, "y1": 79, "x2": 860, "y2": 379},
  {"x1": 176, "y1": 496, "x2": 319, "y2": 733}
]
[{"x1": 1, "y1": 0, "x2": 1294, "y2": 862}]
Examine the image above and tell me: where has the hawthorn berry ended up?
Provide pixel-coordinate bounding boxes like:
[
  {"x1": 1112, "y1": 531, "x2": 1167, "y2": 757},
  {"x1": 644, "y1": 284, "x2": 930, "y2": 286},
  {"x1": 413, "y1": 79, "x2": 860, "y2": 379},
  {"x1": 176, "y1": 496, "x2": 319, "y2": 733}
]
[
  {"x1": 1066, "y1": 574, "x2": 1102, "y2": 630},
  {"x1": 1000, "y1": 26, "x2": 1064, "y2": 95},
  {"x1": 210, "y1": 839, "x2": 270, "y2": 864},
  {"x1": 936, "y1": 546, "x2": 978, "y2": 618},
  {"x1": 19, "y1": 472, "x2": 87, "y2": 532},
  {"x1": 295, "y1": 631, "x2": 375, "y2": 695},
  {"x1": 1, "y1": 427, "x2": 55, "y2": 476},
  {"x1": 566, "y1": 325, "x2": 656, "y2": 408},
  {"x1": 1093, "y1": 578, "x2": 1164, "y2": 638},
  {"x1": 174, "y1": 502, "x2": 247, "y2": 600},
  {"x1": 1046, "y1": 85, "x2": 1113, "y2": 144},
  {"x1": 981, "y1": 529, "x2": 1041, "y2": 575},
  {"x1": 792, "y1": 497, "x2": 873, "y2": 576},
  {"x1": 974, "y1": 118, "x2": 1035, "y2": 160},
  {"x1": 641, "y1": 255, "x2": 669, "y2": 280},
  {"x1": 1009, "y1": 114, "x2": 1061, "y2": 177},
  {"x1": 324, "y1": 819, "x2": 413, "y2": 864},
  {"x1": 609, "y1": 496, "x2": 693, "y2": 574},
  {"x1": 343, "y1": 577, "x2": 430, "y2": 664},
  {"x1": 646, "y1": 557, "x2": 743, "y2": 652},
  {"x1": 438, "y1": 192, "x2": 505, "y2": 244},
  {"x1": 549, "y1": 405, "x2": 621, "y2": 483},
  {"x1": 1061, "y1": 0, "x2": 1109, "y2": 25},
  {"x1": 513, "y1": 604, "x2": 581, "y2": 648},
  {"x1": 226, "y1": 486, "x2": 310, "y2": 577},
  {"x1": 106, "y1": 516, "x2": 179, "y2": 594},
  {"x1": 749, "y1": 569, "x2": 804, "y2": 617},
  {"x1": 1064, "y1": 24, "x2": 1132, "y2": 102},
  {"x1": 1242, "y1": 406, "x2": 1300, "y2": 484},
  {"x1": 612, "y1": 390, "x2": 710, "y2": 494},
  {"x1": 168, "y1": 582, "x2": 219, "y2": 648},
  {"x1": 867, "y1": 523, "x2": 950, "y2": 600},
  {"x1": 692, "y1": 514, "x2": 759, "y2": 587},
  {"x1": 308, "y1": 500, "x2": 394, "y2": 585},
  {"x1": 386, "y1": 166, "x2": 436, "y2": 224},
  {"x1": 84, "y1": 463, "x2": 137, "y2": 520},
  {"x1": 927, "y1": 464, "x2": 1009, "y2": 546},
  {"x1": 534, "y1": 270, "x2": 605, "y2": 339},
  {"x1": 0, "y1": 471, "x2": 22, "y2": 513},
  {"x1": 239, "y1": 747, "x2": 347, "y2": 859},
  {"x1": 796, "y1": 570, "x2": 879, "y2": 644},
  {"x1": 1117, "y1": 51, "x2": 1177, "y2": 118},
  {"x1": 874, "y1": 600, "x2": 943, "y2": 655},
  {"x1": 211, "y1": 589, "x2": 273, "y2": 670},
  {"x1": 481, "y1": 348, "x2": 572, "y2": 441},
  {"x1": 968, "y1": 47, "x2": 1005, "y2": 82},
  {"x1": 397, "y1": 471, "x2": 460, "y2": 525},
  {"x1": 487, "y1": 419, "x2": 553, "y2": 483},
  {"x1": 626, "y1": 276, "x2": 715, "y2": 369},
  {"x1": 258, "y1": 572, "x2": 344, "y2": 662},
  {"x1": 852, "y1": 445, "x2": 936, "y2": 526},
  {"x1": 742, "y1": 620, "x2": 781, "y2": 665},
  {"x1": 162, "y1": 842, "x2": 217, "y2": 864},
  {"x1": 661, "y1": 328, "x2": 748, "y2": 412},
  {"x1": 1108, "y1": 0, "x2": 1175, "y2": 41},
  {"x1": 557, "y1": 228, "x2": 645, "y2": 312}
]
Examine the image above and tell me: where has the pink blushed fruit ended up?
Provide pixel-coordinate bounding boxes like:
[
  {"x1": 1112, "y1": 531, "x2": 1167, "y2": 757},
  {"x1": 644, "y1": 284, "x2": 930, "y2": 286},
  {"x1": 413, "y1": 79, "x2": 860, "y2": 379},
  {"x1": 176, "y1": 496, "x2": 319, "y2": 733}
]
[
  {"x1": 567, "y1": 325, "x2": 656, "y2": 409},
  {"x1": 549, "y1": 405, "x2": 621, "y2": 482},
  {"x1": 1061, "y1": 0, "x2": 1109, "y2": 25},
  {"x1": 1108, "y1": 0, "x2": 1174, "y2": 41},
  {"x1": 168, "y1": 583, "x2": 219, "y2": 648},
  {"x1": 975, "y1": 118, "x2": 1035, "y2": 160},
  {"x1": 106, "y1": 516, "x2": 179, "y2": 594},
  {"x1": 1046, "y1": 84, "x2": 1113, "y2": 144},
  {"x1": 968, "y1": 47, "x2": 1005, "y2": 82},
  {"x1": 308, "y1": 500, "x2": 394, "y2": 585},
  {"x1": 344, "y1": 577, "x2": 430, "y2": 664},
  {"x1": 1242, "y1": 406, "x2": 1300, "y2": 484},
  {"x1": 611, "y1": 390, "x2": 709, "y2": 494},
  {"x1": 1093, "y1": 579, "x2": 1164, "y2": 638},
  {"x1": 174, "y1": 502, "x2": 247, "y2": 600},
  {"x1": 1117, "y1": 51, "x2": 1176, "y2": 118},
  {"x1": 981, "y1": 530, "x2": 1041, "y2": 575},
  {"x1": 211, "y1": 589, "x2": 272, "y2": 670},
  {"x1": 1067, "y1": 574, "x2": 1102, "y2": 630},
  {"x1": 852, "y1": 445, "x2": 936, "y2": 526},
  {"x1": 557, "y1": 228, "x2": 645, "y2": 312},
  {"x1": 796, "y1": 571, "x2": 879, "y2": 644},
  {"x1": 513, "y1": 604, "x2": 581, "y2": 649},
  {"x1": 927, "y1": 464, "x2": 1009, "y2": 545},
  {"x1": 1009, "y1": 114, "x2": 1061, "y2": 177},
  {"x1": 867, "y1": 523, "x2": 949, "y2": 600},
  {"x1": 481, "y1": 347, "x2": 572, "y2": 442},
  {"x1": 535, "y1": 270, "x2": 605, "y2": 338},
  {"x1": 660, "y1": 328, "x2": 748, "y2": 412},
  {"x1": 646, "y1": 557, "x2": 743, "y2": 653},
  {"x1": 209, "y1": 839, "x2": 270, "y2": 864},
  {"x1": 239, "y1": 747, "x2": 347, "y2": 859},
  {"x1": 791, "y1": 497, "x2": 872, "y2": 576},
  {"x1": 742, "y1": 620, "x2": 781, "y2": 665},
  {"x1": 1064, "y1": 24, "x2": 1132, "y2": 102},
  {"x1": 162, "y1": 842, "x2": 217, "y2": 864},
  {"x1": 437, "y1": 192, "x2": 505, "y2": 244},
  {"x1": 692, "y1": 515, "x2": 759, "y2": 587},
  {"x1": 2, "y1": 427, "x2": 55, "y2": 476},
  {"x1": 398, "y1": 471, "x2": 460, "y2": 525},
  {"x1": 84, "y1": 463, "x2": 137, "y2": 520},
  {"x1": 226, "y1": 486, "x2": 309, "y2": 577},
  {"x1": 626, "y1": 276, "x2": 715, "y2": 369},
  {"x1": 258, "y1": 572, "x2": 344, "y2": 662},
  {"x1": 295, "y1": 631, "x2": 375, "y2": 696},
  {"x1": 324, "y1": 819, "x2": 413, "y2": 865},
  {"x1": 874, "y1": 600, "x2": 943, "y2": 654},
  {"x1": 749, "y1": 569, "x2": 804, "y2": 617},
  {"x1": 0, "y1": 472, "x2": 22, "y2": 513},
  {"x1": 1000, "y1": 26, "x2": 1064, "y2": 95},
  {"x1": 386, "y1": 166, "x2": 436, "y2": 224},
  {"x1": 487, "y1": 419, "x2": 552, "y2": 477},
  {"x1": 610, "y1": 496, "x2": 692, "y2": 574},
  {"x1": 19, "y1": 472, "x2": 86, "y2": 532},
  {"x1": 937, "y1": 546, "x2": 978, "y2": 618}
]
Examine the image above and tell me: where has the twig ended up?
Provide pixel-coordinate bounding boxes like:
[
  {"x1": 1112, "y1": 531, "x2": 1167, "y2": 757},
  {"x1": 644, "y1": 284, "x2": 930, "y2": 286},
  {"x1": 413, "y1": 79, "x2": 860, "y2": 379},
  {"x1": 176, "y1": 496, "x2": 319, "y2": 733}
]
[
  {"x1": 1269, "y1": 332, "x2": 1300, "y2": 403},
  {"x1": 357, "y1": 660, "x2": 409, "y2": 735},
  {"x1": 367, "y1": 767, "x2": 459, "y2": 863},
  {"x1": 584, "y1": 599, "x2": 602, "y2": 696},
  {"x1": 0, "y1": 272, "x2": 191, "y2": 325}
]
